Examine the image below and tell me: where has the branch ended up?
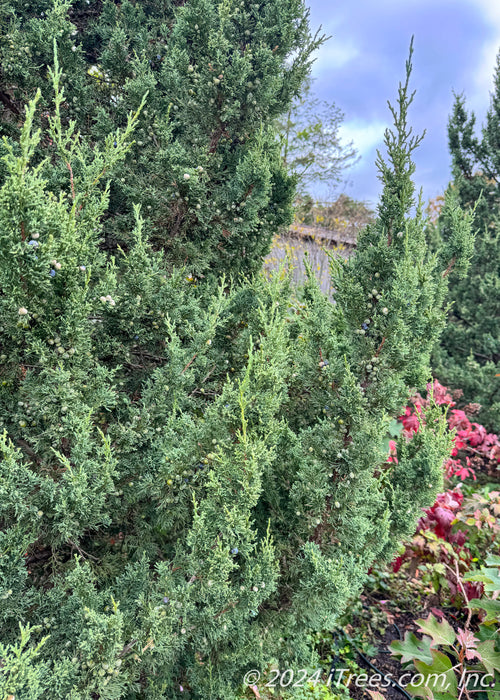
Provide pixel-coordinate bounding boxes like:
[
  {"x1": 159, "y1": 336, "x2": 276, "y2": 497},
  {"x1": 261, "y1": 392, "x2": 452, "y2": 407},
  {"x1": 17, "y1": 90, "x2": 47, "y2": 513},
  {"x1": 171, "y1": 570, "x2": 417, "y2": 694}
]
[
  {"x1": 68, "y1": 539, "x2": 100, "y2": 563},
  {"x1": 66, "y1": 162, "x2": 76, "y2": 200},
  {"x1": 181, "y1": 353, "x2": 197, "y2": 374},
  {"x1": 442, "y1": 256, "x2": 456, "y2": 278}
]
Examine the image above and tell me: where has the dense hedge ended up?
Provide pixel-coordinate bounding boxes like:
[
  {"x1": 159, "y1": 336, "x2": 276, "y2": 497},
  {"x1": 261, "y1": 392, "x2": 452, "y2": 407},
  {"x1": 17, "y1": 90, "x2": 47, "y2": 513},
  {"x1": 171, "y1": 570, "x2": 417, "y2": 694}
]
[
  {"x1": 0, "y1": 0, "x2": 324, "y2": 277},
  {"x1": 0, "y1": 10, "x2": 474, "y2": 700}
]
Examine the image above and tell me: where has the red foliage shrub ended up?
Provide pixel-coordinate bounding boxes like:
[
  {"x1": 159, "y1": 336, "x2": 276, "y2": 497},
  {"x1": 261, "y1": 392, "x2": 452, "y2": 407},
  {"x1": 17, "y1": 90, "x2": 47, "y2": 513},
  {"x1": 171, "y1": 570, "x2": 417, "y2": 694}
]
[
  {"x1": 389, "y1": 381, "x2": 500, "y2": 604},
  {"x1": 398, "y1": 380, "x2": 500, "y2": 480}
]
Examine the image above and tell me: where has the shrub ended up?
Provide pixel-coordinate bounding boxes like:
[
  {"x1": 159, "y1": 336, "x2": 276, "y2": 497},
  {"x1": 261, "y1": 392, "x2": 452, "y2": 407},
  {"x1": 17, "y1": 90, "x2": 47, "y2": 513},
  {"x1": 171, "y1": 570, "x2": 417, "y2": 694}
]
[
  {"x1": 0, "y1": 38, "x2": 474, "y2": 700},
  {"x1": 0, "y1": 0, "x2": 324, "y2": 277},
  {"x1": 430, "y1": 53, "x2": 500, "y2": 431}
]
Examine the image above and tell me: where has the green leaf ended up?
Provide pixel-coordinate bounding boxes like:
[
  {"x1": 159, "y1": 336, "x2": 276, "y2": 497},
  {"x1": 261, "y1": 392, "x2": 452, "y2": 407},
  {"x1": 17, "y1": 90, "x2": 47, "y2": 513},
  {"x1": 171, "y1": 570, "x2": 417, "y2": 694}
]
[
  {"x1": 477, "y1": 640, "x2": 500, "y2": 676},
  {"x1": 411, "y1": 648, "x2": 458, "y2": 699},
  {"x1": 403, "y1": 683, "x2": 434, "y2": 699},
  {"x1": 485, "y1": 555, "x2": 500, "y2": 567},
  {"x1": 476, "y1": 624, "x2": 499, "y2": 642},
  {"x1": 416, "y1": 614, "x2": 456, "y2": 647},
  {"x1": 468, "y1": 598, "x2": 500, "y2": 625},
  {"x1": 381, "y1": 436, "x2": 391, "y2": 454},
  {"x1": 463, "y1": 568, "x2": 500, "y2": 593},
  {"x1": 388, "y1": 418, "x2": 404, "y2": 437},
  {"x1": 390, "y1": 631, "x2": 434, "y2": 665}
]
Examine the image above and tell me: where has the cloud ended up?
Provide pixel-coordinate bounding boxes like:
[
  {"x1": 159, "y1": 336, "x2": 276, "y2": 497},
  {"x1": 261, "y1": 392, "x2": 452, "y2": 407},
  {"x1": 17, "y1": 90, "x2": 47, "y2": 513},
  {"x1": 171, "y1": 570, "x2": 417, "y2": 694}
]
[
  {"x1": 464, "y1": 0, "x2": 500, "y2": 109},
  {"x1": 303, "y1": 0, "x2": 499, "y2": 204},
  {"x1": 312, "y1": 40, "x2": 359, "y2": 74},
  {"x1": 338, "y1": 120, "x2": 386, "y2": 161}
]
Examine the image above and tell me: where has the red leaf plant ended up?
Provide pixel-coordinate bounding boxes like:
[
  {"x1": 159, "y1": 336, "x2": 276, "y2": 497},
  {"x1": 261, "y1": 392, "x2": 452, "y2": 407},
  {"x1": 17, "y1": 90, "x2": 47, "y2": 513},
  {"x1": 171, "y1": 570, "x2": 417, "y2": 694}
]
[
  {"x1": 388, "y1": 381, "x2": 500, "y2": 604},
  {"x1": 398, "y1": 380, "x2": 500, "y2": 480}
]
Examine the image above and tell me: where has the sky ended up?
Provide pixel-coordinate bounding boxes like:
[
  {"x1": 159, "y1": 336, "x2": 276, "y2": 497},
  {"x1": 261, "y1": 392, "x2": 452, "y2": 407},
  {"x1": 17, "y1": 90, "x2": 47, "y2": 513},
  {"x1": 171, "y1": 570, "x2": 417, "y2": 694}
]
[{"x1": 304, "y1": 0, "x2": 500, "y2": 208}]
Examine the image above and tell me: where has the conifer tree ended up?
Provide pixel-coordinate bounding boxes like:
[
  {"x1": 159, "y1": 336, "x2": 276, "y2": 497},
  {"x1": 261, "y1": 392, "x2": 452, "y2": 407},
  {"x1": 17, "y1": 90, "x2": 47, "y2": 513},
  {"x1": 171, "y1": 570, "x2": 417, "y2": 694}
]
[
  {"x1": 431, "y1": 54, "x2": 500, "y2": 431},
  {"x1": 0, "y1": 0, "x2": 324, "y2": 278},
  {"x1": 0, "y1": 37, "x2": 474, "y2": 698}
]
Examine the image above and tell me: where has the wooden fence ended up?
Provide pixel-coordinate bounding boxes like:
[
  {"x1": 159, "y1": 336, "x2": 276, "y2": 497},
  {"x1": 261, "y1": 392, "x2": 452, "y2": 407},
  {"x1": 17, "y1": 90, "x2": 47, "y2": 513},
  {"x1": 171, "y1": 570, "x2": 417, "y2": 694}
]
[
  {"x1": 264, "y1": 224, "x2": 357, "y2": 296},
  {"x1": 287, "y1": 223, "x2": 358, "y2": 251}
]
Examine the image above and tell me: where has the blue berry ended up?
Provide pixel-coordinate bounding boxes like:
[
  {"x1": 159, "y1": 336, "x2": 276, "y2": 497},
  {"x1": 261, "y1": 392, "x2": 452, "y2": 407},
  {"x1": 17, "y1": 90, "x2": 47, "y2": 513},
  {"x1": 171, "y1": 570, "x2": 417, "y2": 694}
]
[
  {"x1": 231, "y1": 547, "x2": 238, "y2": 555},
  {"x1": 163, "y1": 596, "x2": 170, "y2": 604},
  {"x1": 362, "y1": 323, "x2": 368, "y2": 330},
  {"x1": 28, "y1": 240, "x2": 39, "y2": 248},
  {"x1": 49, "y1": 269, "x2": 56, "y2": 277}
]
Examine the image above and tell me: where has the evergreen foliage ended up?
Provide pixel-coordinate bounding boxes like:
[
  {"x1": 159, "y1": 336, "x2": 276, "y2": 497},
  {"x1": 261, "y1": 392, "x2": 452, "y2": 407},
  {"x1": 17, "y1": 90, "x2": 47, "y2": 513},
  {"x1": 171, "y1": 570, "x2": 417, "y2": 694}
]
[
  {"x1": 431, "y1": 54, "x2": 500, "y2": 431},
  {"x1": 0, "y1": 0, "x2": 324, "y2": 277},
  {"x1": 0, "y1": 28, "x2": 474, "y2": 700}
]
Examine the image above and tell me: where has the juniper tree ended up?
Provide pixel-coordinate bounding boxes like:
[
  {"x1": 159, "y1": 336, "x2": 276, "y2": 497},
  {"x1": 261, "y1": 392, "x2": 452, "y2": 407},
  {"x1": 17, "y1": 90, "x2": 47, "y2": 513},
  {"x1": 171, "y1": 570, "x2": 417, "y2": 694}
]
[
  {"x1": 430, "y1": 55, "x2": 500, "y2": 430},
  {"x1": 0, "y1": 0, "x2": 324, "y2": 278},
  {"x1": 0, "y1": 38, "x2": 474, "y2": 700}
]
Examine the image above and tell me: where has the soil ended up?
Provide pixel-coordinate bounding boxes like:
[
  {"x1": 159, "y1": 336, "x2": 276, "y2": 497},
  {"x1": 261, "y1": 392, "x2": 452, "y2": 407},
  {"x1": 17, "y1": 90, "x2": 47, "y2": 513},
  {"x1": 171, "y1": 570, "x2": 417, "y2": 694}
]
[{"x1": 344, "y1": 610, "x2": 419, "y2": 700}]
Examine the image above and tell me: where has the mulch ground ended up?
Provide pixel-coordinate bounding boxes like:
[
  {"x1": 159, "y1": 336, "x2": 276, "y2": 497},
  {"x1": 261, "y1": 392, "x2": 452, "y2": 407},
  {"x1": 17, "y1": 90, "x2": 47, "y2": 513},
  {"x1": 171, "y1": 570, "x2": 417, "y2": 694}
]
[{"x1": 345, "y1": 610, "x2": 419, "y2": 700}]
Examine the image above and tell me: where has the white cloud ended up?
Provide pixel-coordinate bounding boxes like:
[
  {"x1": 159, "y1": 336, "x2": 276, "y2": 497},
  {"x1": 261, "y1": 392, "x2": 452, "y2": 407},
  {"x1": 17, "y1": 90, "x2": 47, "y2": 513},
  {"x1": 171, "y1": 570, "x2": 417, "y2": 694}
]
[
  {"x1": 464, "y1": 0, "x2": 500, "y2": 110},
  {"x1": 312, "y1": 40, "x2": 359, "y2": 75},
  {"x1": 472, "y1": 0, "x2": 500, "y2": 28},
  {"x1": 338, "y1": 120, "x2": 387, "y2": 161}
]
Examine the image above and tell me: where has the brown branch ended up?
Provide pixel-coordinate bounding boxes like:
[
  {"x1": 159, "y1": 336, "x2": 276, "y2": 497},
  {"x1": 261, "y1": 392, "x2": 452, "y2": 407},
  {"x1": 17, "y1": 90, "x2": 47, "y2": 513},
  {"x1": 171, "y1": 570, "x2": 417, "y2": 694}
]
[
  {"x1": 66, "y1": 162, "x2": 76, "y2": 200},
  {"x1": 130, "y1": 350, "x2": 168, "y2": 363},
  {"x1": 118, "y1": 639, "x2": 138, "y2": 658},
  {"x1": 68, "y1": 540, "x2": 100, "y2": 563},
  {"x1": 375, "y1": 336, "x2": 386, "y2": 357},
  {"x1": 15, "y1": 439, "x2": 41, "y2": 465},
  {"x1": 213, "y1": 601, "x2": 237, "y2": 619},
  {"x1": 125, "y1": 362, "x2": 145, "y2": 370},
  {"x1": 181, "y1": 353, "x2": 197, "y2": 374},
  {"x1": 442, "y1": 256, "x2": 456, "y2": 278},
  {"x1": 189, "y1": 365, "x2": 216, "y2": 396},
  {"x1": 451, "y1": 559, "x2": 472, "y2": 630},
  {"x1": 456, "y1": 345, "x2": 496, "y2": 362},
  {"x1": 209, "y1": 126, "x2": 225, "y2": 154}
]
